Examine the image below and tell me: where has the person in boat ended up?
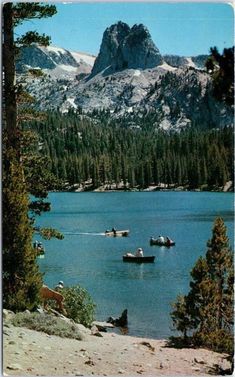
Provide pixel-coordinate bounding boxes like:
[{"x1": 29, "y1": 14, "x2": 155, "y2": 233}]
[
  {"x1": 158, "y1": 235, "x2": 165, "y2": 244},
  {"x1": 112, "y1": 227, "x2": 117, "y2": 235},
  {"x1": 135, "y1": 248, "x2": 144, "y2": 257},
  {"x1": 33, "y1": 240, "x2": 38, "y2": 249},
  {"x1": 166, "y1": 237, "x2": 173, "y2": 246},
  {"x1": 37, "y1": 241, "x2": 43, "y2": 250},
  {"x1": 55, "y1": 281, "x2": 64, "y2": 291}
]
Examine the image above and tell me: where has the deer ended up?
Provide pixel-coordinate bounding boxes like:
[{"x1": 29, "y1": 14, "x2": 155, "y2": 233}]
[{"x1": 40, "y1": 285, "x2": 66, "y2": 314}]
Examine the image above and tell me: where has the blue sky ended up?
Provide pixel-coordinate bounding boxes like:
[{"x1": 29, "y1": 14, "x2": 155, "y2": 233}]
[{"x1": 15, "y1": 2, "x2": 234, "y2": 56}]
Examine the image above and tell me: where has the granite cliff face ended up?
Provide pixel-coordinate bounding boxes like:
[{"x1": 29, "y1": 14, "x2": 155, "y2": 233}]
[{"x1": 91, "y1": 22, "x2": 163, "y2": 76}]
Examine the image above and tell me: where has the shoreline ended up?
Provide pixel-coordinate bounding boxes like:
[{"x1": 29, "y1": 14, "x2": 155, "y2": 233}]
[
  {"x1": 57, "y1": 180, "x2": 234, "y2": 193},
  {"x1": 3, "y1": 321, "x2": 231, "y2": 376}
]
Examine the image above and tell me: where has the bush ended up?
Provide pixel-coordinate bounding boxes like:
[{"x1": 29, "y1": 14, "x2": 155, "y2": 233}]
[
  {"x1": 11, "y1": 312, "x2": 84, "y2": 340},
  {"x1": 62, "y1": 285, "x2": 95, "y2": 327},
  {"x1": 193, "y1": 330, "x2": 234, "y2": 355}
]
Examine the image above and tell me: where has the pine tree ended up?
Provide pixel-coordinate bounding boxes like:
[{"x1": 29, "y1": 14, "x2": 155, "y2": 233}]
[
  {"x1": 3, "y1": 146, "x2": 42, "y2": 310},
  {"x1": 206, "y1": 46, "x2": 234, "y2": 105},
  {"x1": 171, "y1": 217, "x2": 233, "y2": 354},
  {"x1": 2, "y1": 3, "x2": 57, "y2": 311}
]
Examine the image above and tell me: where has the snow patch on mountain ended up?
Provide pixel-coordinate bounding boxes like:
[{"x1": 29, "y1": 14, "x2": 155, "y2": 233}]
[
  {"x1": 58, "y1": 64, "x2": 78, "y2": 72},
  {"x1": 158, "y1": 62, "x2": 177, "y2": 72},
  {"x1": 185, "y1": 57, "x2": 196, "y2": 68},
  {"x1": 70, "y1": 51, "x2": 96, "y2": 67},
  {"x1": 46, "y1": 45, "x2": 67, "y2": 55},
  {"x1": 16, "y1": 44, "x2": 95, "y2": 79},
  {"x1": 61, "y1": 97, "x2": 78, "y2": 113},
  {"x1": 133, "y1": 70, "x2": 141, "y2": 77}
]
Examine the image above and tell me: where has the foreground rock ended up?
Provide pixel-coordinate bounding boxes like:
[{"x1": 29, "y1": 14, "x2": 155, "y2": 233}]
[{"x1": 3, "y1": 321, "x2": 231, "y2": 376}]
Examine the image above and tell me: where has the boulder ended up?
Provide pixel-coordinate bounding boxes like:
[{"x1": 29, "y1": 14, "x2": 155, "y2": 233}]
[
  {"x1": 107, "y1": 309, "x2": 128, "y2": 327},
  {"x1": 3, "y1": 309, "x2": 15, "y2": 321}
]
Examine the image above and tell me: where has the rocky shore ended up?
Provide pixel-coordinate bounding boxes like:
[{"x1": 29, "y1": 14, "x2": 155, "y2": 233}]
[
  {"x1": 63, "y1": 180, "x2": 233, "y2": 193},
  {"x1": 3, "y1": 311, "x2": 231, "y2": 376}
]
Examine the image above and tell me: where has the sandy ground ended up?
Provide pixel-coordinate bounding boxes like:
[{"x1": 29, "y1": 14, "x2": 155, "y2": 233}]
[{"x1": 3, "y1": 321, "x2": 231, "y2": 376}]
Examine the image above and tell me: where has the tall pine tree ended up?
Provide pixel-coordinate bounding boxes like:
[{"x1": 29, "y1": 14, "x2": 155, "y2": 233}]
[{"x1": 3, "y1": 3, "x2": 57, "y2": 311}]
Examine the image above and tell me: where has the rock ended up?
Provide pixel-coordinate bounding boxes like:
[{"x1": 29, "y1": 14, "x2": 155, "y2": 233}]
[
  {"x1": 92, "y1": 321, "x2": 114, "y2": 330},
  {"x1": 223, "y1": 181, "x2": 233, "y2": 192},
  {"x1": 3, "y1": 309, "x2": 15, "y2": 321},
  {"x1": 91, "y1": 325, "x2": 98, "y2": 334},
  {"x1": 91, "y1": 22, "x2": 163, "y2": 76},
  {"x1": 16, "y1": 30, "x2": 233, "y2": 132},
  {"x1": 91, "y1": 22, "x2": 130, "y2": 76},
  {"x1": 121, "y1": 24, "x2": 163, "y2": 70},
  {"x1": 7, "y1": 363, "x2": 22, "y2": 370},
  {"x1": 36, "y1": 306, "x2": 45, "y2": 314},
  {"x1": 107, "y1": 309, "x2": 128, "y2": 327},
  {"x1": 75, "y1": 323, "x2": 91, "y2": 335},
  {"x1": 194, "y1": 357, "x2": 206, "y2": 364},
  {"x1": 140, "y1": 341, "x2": 155, "y2": 352},
  {"x1": 85, "y1": 358, "x2": 94, "y2": 366},
  {"x1": 91, "y1": 325, "x2": 103, "y2": 337},
  {"x1": 192, "y1": 367, "x2": 201, "y2": 371},
  {"x1": 118, "y1": 369, "x2": 125, "y2": 374},
  {"x1": 94, "y1": 331, "x2": 103, "y2": 337}
]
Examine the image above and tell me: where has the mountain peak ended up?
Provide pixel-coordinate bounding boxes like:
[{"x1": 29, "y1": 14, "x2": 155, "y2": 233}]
[{"x1": 91, "y1": 21, "x2": 163, "y2": 76}]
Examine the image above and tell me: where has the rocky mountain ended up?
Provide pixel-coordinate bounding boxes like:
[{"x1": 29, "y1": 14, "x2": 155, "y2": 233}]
[
  {"x1": 163, "y1": 55, "x2": 208, "y2": 69},
  {"x1": 91, "y1": 22, "x2": 163, "y2": 76},
  {"x1": 16, "y1": 44, "x2": 96, "y2": 79},
  {"x1": 17, "y1": 22, "x2": 233, "y2": 131}
]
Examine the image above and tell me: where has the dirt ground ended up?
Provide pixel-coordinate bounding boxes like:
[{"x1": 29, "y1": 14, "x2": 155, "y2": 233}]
[{"x1": 3, "y1": 321, "x2": 231, "y2": 376}]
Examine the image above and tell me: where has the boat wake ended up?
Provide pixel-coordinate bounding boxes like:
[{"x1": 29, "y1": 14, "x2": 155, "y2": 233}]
[{"x1": 63, "y1": 232, "x2": 106, "y2": 236}]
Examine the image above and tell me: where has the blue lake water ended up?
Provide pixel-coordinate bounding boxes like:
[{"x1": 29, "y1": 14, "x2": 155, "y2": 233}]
[{"x1": 36, "y1": 191, "x2": 234, "y2": 339}]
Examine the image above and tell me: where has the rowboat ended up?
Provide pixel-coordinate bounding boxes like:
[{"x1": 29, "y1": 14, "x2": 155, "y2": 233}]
[
  {"x1": 36, "y1": 246, "x2": 45, "y2": 255},
  {"x1": 33, "y1": 241, "x2": 45, "y2": 255},
  {"x1": 150, "y1": 238, "x2": 175, "y2": 246},
  {"x1": 123, "y1": 254, "x2": 155, "y2": 263},
  {"x1": 105, "y1": 229, "x2": 129, "y2": 237}
]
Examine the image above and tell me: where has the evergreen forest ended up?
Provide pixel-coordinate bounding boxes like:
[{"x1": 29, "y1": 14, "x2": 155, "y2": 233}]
[{"x1": 26, "y1": 110, "x2": 234, "y2": 191}]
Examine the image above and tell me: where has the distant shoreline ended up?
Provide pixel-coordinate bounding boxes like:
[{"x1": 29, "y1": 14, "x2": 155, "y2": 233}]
[{"x1": 58, "y1": 180, "x2": 233, "y2": 193}]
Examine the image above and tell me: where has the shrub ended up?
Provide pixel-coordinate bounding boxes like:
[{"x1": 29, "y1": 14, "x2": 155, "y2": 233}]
[
  {"x1": 193, "y1": 330, "x2": 234, "y2": 355},
  {"x1": 62, "y1": 285, "x2": 95, "y2": 327},
  {"x1": 11, "y1": 312, "x2": 84, "y2": 340}
]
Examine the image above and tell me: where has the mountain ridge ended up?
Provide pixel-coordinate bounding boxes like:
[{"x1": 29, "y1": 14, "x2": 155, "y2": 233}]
[{"x1": 17, "y1": 21, "x2": 233, "y2": 131}]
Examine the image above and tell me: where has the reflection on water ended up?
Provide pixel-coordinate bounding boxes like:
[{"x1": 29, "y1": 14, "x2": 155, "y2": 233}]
[
  {"x1": 183, "y1": 210, "x2": 233, "y2": 222},
  {"x1": 37, "y1": 191, "x2": 234, "y2": 339}
]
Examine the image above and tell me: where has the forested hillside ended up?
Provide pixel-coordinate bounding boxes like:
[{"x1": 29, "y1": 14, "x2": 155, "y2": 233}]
[{"x1": 25, "y1": 110, "x2": 233, "y2": 191}]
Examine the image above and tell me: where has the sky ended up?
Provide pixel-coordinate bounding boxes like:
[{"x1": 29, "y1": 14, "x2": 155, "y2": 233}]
[{"x1": 14, "y1": 2, "x2": 234, "y2": 57}]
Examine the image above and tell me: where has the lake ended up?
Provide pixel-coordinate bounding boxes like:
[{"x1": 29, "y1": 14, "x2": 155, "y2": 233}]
[{"x1": 36, "y1": 191, "x2": 234, "y2": 339}]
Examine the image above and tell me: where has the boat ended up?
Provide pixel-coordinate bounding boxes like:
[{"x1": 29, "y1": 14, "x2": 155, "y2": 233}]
[
  {"x1": 105, "y1": 229, "x2": 129, "y2": 237},
  {"x1": 123, "y1": 254, "x2": 155, "y2": 263},
  {"x1": 33, "y1": 241, "x2": 45, "y2": 255},
  {"x1": 150, "y1": 237, "x2": 175, "y2": 247}
]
